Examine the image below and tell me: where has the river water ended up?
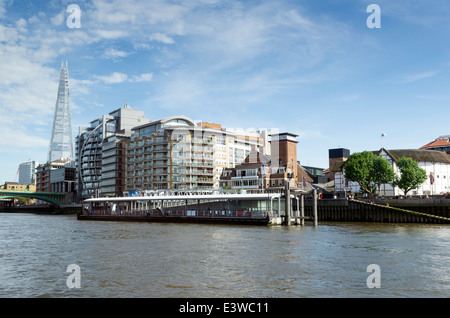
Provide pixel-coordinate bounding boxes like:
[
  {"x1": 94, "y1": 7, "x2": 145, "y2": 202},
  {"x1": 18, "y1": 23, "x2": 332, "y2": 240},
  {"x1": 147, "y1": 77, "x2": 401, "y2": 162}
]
[{"x1": 0, "y1": 212, "x2": 449, "y2": 298}]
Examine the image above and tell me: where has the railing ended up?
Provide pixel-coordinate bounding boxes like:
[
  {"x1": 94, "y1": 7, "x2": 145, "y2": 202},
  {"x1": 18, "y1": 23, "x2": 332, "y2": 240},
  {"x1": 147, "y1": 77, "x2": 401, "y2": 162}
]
[{"x1": 0, "y1": 189, "x2": 65, "y2": 195}]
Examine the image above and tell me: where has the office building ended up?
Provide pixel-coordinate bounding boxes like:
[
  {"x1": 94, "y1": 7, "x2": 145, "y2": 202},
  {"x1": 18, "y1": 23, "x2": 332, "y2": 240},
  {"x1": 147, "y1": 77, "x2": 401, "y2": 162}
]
[{"x1": 18, "y1": 161, "x2": 39, "y2": 185}]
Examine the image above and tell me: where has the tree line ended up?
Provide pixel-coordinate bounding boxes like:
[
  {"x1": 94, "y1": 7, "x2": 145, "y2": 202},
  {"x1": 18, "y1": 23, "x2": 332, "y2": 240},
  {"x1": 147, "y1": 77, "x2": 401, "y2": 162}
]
[{"x1": 344, "y1": 151, "x2": 427, "y2": 198}]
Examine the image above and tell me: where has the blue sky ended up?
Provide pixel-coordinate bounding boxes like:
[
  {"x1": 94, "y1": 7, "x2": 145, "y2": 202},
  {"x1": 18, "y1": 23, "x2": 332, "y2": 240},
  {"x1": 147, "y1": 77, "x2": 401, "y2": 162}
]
[{"x1": 1, "y1": 0, "x2": 449, "y2": 183}]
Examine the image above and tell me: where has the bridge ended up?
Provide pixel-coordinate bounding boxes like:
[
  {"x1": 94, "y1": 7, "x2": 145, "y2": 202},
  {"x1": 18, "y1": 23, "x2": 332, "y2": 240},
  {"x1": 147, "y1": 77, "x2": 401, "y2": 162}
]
[{"x1": 0, "y1": 190, "x2": 68, "y2": 207}]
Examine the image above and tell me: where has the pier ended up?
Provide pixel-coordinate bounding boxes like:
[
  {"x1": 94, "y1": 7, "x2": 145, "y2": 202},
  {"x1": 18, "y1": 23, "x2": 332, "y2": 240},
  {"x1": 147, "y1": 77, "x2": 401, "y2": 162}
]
[
  {"x1": 301, "y1": 198, "x2": 450, "y2": 224},
  {"x1": 77, "y1": 190, "x2": 450, "y2": 225}
]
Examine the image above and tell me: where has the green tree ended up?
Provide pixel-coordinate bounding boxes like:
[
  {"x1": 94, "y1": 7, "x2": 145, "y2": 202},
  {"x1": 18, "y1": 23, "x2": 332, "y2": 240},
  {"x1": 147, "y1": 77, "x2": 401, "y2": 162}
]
[
  {"x1": 373, "y1": 155, "x2": 396, "y2": 195},
  {"x1": 393, "y1": 156, "x2": 427, "y2": 195},
  {"x1": 344, "y1": 151, "x2": 395, "y2": 198}
]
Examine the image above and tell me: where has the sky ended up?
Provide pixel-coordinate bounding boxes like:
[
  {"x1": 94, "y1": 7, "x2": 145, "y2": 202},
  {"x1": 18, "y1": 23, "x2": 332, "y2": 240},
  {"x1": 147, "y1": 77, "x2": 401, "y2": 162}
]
[{"x1": 0, "y1": 0, "x2": 449, "y2": 183}]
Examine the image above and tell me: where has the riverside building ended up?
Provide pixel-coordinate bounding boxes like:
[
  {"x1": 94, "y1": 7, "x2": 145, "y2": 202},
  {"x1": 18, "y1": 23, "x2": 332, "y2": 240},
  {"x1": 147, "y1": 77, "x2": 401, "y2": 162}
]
[
  {"x1": 124, "y1": 116, "x2": 269, "y2": 193},
  {"x1": 333, "y1": 148, "x2": 450, "y2": 196},
  {"x1": 75, "y1": 104, "x2": 149, "y2": 201},
  {"x1": 219, "y1": 132, "x2": 314, "y2": 192}
]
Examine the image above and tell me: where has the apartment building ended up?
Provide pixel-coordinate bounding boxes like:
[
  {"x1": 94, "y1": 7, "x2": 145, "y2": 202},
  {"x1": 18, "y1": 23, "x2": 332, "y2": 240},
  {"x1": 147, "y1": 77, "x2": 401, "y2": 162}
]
[
  {"x1": 75, "y1": 104, "x2": 149, "y2": 200},
  {"x1": 201, "y1": 123, "x2": 269, "y2": 188},
  {"x1": 124, "y1": 116, "x2": 269, "y2": 192},
  {"x1": 219, "y1": 132, "x2": 314, "y2": 191}
]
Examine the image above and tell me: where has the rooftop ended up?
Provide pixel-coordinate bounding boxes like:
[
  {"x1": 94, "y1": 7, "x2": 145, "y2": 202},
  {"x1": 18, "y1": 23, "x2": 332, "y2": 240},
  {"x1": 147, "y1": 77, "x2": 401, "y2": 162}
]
[
  {"x1": 333, "y1": 148, "x2": 450, "y2": 172},
  {"x1": 382, "y1": 149, "x2": 450, "y2": 164},
  {"x1": 420, "y1": 136, "x2": 450, "y2": 150}
]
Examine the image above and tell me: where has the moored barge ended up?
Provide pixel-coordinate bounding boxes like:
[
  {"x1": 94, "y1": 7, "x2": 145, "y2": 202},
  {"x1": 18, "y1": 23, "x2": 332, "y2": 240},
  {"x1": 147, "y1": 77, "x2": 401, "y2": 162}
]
[{"x1": 78, "y1": 193, "x2": 284, "y2": 226}]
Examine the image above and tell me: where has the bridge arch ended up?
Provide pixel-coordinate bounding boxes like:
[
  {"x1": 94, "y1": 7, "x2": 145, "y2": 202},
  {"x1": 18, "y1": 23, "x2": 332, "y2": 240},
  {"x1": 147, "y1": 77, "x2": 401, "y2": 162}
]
[{"x1": 0, "y1": 194, "x2": 64, "y2": 207}]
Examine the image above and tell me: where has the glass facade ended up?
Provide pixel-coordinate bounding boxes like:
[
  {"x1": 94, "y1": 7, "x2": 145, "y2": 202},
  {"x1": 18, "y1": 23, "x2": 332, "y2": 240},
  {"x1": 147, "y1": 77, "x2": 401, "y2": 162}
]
[
  {"x1": 75, "y1": 105, "x2": 149, "y2": 201},
  {"x1": 48, "y1": 62, "x2": 74, "y2": 162}
]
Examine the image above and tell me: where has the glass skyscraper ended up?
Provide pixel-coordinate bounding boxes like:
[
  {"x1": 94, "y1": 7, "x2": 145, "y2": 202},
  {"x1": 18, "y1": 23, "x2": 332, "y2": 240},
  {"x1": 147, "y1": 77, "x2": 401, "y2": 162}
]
[{"x1": 48, "y1": 62, "x2": 74, "y2": 162}]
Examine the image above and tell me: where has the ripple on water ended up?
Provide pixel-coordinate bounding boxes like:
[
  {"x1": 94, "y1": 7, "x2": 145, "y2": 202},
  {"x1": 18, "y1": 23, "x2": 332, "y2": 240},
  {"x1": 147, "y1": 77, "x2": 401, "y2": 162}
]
[{"x1": 0, "y1": 214, "x2": 449, "y2": 298}]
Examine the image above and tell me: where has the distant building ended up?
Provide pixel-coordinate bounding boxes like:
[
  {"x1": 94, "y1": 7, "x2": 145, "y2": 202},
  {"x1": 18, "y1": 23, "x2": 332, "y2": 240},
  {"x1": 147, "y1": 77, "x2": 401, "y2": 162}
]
[
  {"x1": 334, "y1": 148, "x2": 450, "y2": 196},
  {"x1": 420, "y1": 135, "x2": 450, "y2": 155},
  {"x1": 36, "y1": 158, "x2": 75, "y2": 194},
  {"x1": 328, "y1": 148, "x2": 350, "y2": 181},
  {"x1": 48, "y1": 62, "x2": 74, "y2": 162},
  {"x1": 1, "y1": 182, "x2": 36, "y2": 192},
  {"x1": 18, "y1": 161, "x2": 39, "y2": 185},
  {"x1": 303, "y1": 165, "x2": 327, "y2": 184}
]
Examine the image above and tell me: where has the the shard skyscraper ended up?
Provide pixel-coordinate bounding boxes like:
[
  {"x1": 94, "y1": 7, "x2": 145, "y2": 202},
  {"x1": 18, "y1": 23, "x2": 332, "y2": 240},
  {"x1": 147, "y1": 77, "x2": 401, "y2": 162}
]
[{"x1": 48, "y1": 62, "x2": 74, "y2": 162}]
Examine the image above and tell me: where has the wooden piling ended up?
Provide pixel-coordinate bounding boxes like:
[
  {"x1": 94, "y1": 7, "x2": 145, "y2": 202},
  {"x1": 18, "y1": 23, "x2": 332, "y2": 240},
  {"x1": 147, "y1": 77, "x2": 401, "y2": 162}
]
[
  {"x1": 312, "y1": 189, "x2": 318, "y2": 226},
  {"x1": 300, "y1": 194, "x2": 305, "y2": 226},
  {"x1": 285, "y1": 181, "x2": 291, "y2": 226}
]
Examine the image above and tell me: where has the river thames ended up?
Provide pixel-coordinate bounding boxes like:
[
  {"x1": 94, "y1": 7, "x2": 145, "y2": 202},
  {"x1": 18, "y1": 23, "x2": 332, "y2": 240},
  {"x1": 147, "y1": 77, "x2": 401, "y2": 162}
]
[{"x1": 0, "y1": 212, "x2": 449, "y2": 298}]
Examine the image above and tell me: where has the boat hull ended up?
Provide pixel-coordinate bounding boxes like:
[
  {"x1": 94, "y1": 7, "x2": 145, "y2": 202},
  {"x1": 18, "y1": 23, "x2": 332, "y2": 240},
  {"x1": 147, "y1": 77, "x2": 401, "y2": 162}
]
[{"x1": 77, "y1": 214, "x2": 270, "y2": 226}]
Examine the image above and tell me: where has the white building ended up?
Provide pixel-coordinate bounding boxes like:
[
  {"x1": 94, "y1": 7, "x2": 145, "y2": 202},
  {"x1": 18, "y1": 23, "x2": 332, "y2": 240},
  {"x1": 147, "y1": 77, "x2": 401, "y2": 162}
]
[{"x1": 334, "y1": 148, "x2": 450, "y2": 197}]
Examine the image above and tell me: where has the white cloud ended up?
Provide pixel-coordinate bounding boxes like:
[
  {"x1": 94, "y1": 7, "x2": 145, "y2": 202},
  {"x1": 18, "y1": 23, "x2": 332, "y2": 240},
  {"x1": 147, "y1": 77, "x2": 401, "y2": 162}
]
[
  {"x1": 103, "y1": 48, "x2": 130, "y2": 59},
  {"x1": 50, "y1": 11, "x2": 65, "y2": 26},
  {"x1": 399, "y1": 71, "x2": 438, "y2": 83},
  {"x1": 92, "y1": 29, "x2": 129, "y2": 40},
  {"x1": 15, "y1": 18, "x2": 27, "y2": 32},
  {"x1": 0, "y1": 0, "x2": 5, "y2": 19},
  {"x1": 70, "y1": 78, "x2": 96, "y2": 95},
  {"x1": 0, "y1": 123, "x2": 49, "y2": 149},
  {"x1": 94, "y1": 72, "x2": 153, "y2": 84},
  {"x1": 130, "y1": 73, "x2": 153, "y2": 82},
  {"x1": 95, "y1": 72, "x2": 129, "y2": 84},
  {"x1": 148, "y1": 33, "x2": 175, "y2": 44}
]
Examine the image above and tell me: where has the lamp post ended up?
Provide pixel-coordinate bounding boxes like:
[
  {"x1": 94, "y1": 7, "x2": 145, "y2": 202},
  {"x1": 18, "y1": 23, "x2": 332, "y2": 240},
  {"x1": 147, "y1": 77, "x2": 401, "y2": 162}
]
[{"x1": 381, "y1": 133, "x2": 386, "y2": 149}]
